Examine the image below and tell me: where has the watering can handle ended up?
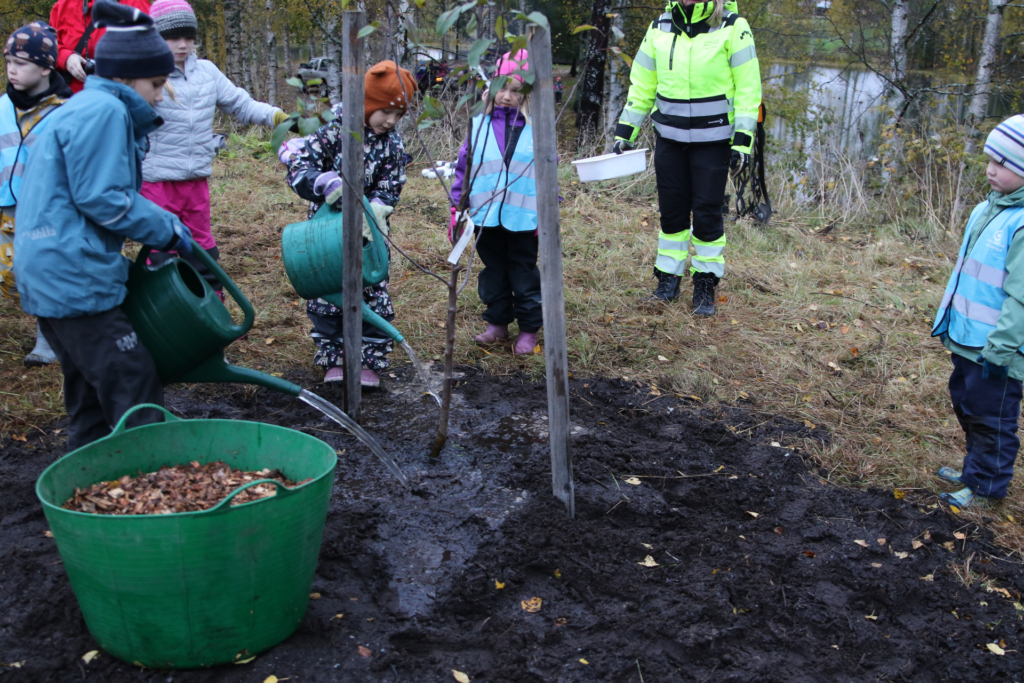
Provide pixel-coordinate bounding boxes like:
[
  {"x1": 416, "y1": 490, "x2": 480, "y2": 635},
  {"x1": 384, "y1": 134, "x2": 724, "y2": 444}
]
[
  {"x1": 312, "y1": 196, "x2": 385, "y2": 236},
  {"x1": 134, "y1": 241, "x2": 255, "y2": 338},
  {"x1": 206, "y1": 478, "x2": 299, "y2": 513},
  {"x1": 109, "y1": 403, "x2": 181, "y2": 437}
]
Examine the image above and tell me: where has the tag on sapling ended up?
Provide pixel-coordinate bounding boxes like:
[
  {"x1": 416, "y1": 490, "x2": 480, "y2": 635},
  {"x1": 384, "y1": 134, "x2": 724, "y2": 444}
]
[{"x1": 447, "y1": 212, "x2": 475, "y2": 264}]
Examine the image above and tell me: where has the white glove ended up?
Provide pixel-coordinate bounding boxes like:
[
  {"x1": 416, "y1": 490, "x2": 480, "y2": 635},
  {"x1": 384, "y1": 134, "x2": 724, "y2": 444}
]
[{"x1": 363, "y1": 203, "x2": 394, "y2": 241}]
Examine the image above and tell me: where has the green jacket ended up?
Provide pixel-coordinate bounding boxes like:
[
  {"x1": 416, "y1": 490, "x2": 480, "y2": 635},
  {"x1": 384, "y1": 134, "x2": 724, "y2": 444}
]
[
  {"x1": 614, "y1": 0, "x2": 761, "y2": 154},
  {"x1": 943, "y1": 184, "x2": 1024, "y2": 380}
]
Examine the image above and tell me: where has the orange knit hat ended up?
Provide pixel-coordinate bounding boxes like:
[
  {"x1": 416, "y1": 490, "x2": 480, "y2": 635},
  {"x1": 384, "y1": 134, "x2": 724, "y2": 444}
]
[{"x1": 364, "y1": 60, "x2": 417, "y2": 124}]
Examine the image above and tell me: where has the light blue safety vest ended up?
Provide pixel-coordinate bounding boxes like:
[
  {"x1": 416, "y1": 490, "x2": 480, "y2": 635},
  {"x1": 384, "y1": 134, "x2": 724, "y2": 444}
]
[
  {"x1": 0, "y1": 96, "x2": 57, "y2": 207},
  {"x1": 466, "y1": 113, "x2": 538, "y2": 232},
  {"x1": 932, "y1": 201, "x2": 1024, "y2": 348}
]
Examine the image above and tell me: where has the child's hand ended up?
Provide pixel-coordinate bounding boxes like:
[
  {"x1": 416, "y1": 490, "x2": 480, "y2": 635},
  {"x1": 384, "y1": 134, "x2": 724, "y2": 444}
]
[{"x1": 977, "y1": 354, "x2": 1010, "y2": 380}]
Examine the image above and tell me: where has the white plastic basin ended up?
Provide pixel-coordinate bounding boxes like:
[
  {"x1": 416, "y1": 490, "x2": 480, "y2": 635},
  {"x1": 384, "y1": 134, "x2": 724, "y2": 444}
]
[{"x1": 571, "y1": 148, "x2": 648, "y2": 182}]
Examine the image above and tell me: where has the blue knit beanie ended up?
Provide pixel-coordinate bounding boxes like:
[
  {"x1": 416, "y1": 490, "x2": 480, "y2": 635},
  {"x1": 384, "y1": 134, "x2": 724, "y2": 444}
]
[
  {"x1": 985, "y1": 114, "x2": 1024, "y2": 179},
  {"x1": 92, "y1": 0, "x2": 174, "y2": 79}
]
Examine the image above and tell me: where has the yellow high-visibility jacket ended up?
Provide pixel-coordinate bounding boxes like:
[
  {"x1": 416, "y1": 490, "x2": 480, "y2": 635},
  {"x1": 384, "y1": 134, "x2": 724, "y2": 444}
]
[{"x1": 615, "y1": 0, "x2": 762, "y2": 155}]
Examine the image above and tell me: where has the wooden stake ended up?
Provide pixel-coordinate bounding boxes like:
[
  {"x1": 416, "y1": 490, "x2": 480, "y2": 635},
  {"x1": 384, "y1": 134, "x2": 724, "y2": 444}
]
[
  {"x1": 342, "y1": 10, "x2": 365, "y2": 420},
  {"x1": 529, "y1": 24, "x2": 574, "y2": 517}
]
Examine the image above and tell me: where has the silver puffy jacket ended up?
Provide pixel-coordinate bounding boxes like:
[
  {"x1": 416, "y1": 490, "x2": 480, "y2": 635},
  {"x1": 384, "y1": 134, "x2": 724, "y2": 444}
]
[{"x1": 143, "y1": 54, "x2": 281, "y2": 182}]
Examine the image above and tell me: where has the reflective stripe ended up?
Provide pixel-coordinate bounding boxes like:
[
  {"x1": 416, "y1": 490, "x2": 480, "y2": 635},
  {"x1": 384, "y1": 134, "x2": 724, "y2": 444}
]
[
  {"x1": 0, "y1": 132, "x2": 21, "y2": 148},
  {"x1": 468, "y1": 188, "x2": 538, "y2": 212},
  {"x1": 0, "y1": 162, "x2": 24, "y2": 183},
  {"x1": 502, "y1": 191, "x2": 537, "y2": 211},
  {"x1": 100, "y1": 193, "x2": 133, "y2": 226},
  {"x1": 693, "y1": 242, "x2": 724, "y2": 259},
  {"x1": 507, "y1": 159, "x2": 535, "y2": 180},
  {"x1": 729, "y1": 45, "x2": 757, "y2": 68},
  {"x1": 655, "y1": 95, "x2": 731, "y2": 118},
  {"x1": 621, "y1": 108, "x2": 647, "y2": 127},
  {"x1": 634, "y1": 48, "x2": 656, "y2": 71},
  {"x1": 658, "y1": 237, "x2": 690, "y2": 252},
  {"x1": 952, "y1": 293, "x2": 1001, "y2": 327},
  {"x1": 733, "y1": 115, "x2": 757, "y2": 132},
  {"x1": 657, "y1": 12, "x2": 673, "y2": 32},
  {"x1": 656, "y1": 254, "x2": 688, "y2": 276},
  {"x1": 468, "y1": 158, "x2": 536, "y2": 183},
  {"x1": 961, "y1": 256, "x2": 1007, "y2": 289},
  {"x1": 690, "y1": 259, "x2": 725, "y2": 277},
  {"x1": 471, "y1": 159, "x2": 507, "y2": 177},
  {"x1": 469, "y1": 188, "x2": 503, "y2": 208},
  {"x1": 938, "y1": 290, "x2": 953, "y2": 311},
  {"x1": 654, "y1": 121, "x2": 733, "y2": 143}
]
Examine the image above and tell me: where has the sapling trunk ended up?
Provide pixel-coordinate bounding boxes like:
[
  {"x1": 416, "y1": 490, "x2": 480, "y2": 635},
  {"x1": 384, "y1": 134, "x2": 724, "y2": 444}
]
[{"x1": 430, "y1": 264, "x2": 462, "y2": 458}]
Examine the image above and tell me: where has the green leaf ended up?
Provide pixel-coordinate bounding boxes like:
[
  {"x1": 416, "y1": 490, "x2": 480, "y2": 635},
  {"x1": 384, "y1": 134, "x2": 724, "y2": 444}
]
[
  {"x1": 414, "y1": 0, "x2": 426, "y2": 7},
  {"x1": 611, "y1": 25, "x2": 624, "y2": 42},
  {"x1": 494, "y1": 15, "x2": 508, "y2": 39},
  {"x1": 465, "y1": 12, "x2": 477, "y2": 35},
  {"x1": 468, "y1": 38, "x2": 493, "y2": 67},
  {"x1": 357, "y1": 24, "x2": 376, "y2": 39},
  {"x1": 271, "y1": 120, "x2": 293, "y2": 154},
  {"x1": 436, "y1": 7, "x2": 461, "y2": 36},
  {"x1": 456, "y1": 89, "x2": 479, "y2": 110},
  {"x1": 286, "y1": 77, "x2": 303, "y2": 87},
  {"x1": 417, "y1": 118, "x2": 437, "y2": 131},
  {"x1": 610, "y1": 45, "x2": 633, "y2": 67},
  {"x1": 469, "y1": 98, "x2": 487, "y2": 117},
  {"x1": 422, "y1": 95, "x2": 446, "y2": 119},
  {"x1": 321, "y1": 109, "x2": 337, "y2": 122},
  {"x1": 306, "y1": 78, "x2": 323, "y2": 86},
  {"x1": 572, "y1": 24, "x2": 597, "y2": 34},
  {"x1": 517, "y1": 11, "x2": 549, "y2": 32},
  {"x1": 298, "y1": 116, "x2": 322, "y2": 136},
  {"x1": 509, "y1": 35, "x2": 528, "y2": 56}
]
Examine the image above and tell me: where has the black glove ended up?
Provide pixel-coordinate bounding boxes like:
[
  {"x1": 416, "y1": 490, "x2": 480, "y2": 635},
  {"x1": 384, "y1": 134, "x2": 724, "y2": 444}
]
[
  {"x1": 612, "y1": 139, "x2": 634, "y2": 155},
  {"x1": 730, "y1": 150, "x2": 750, "y2": 176}
]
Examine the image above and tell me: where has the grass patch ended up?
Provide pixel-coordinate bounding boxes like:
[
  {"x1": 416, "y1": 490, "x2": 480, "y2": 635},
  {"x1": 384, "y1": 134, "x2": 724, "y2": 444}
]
[{"x1": 3, "y1": 120, "x2": 1022, "y2": 555}]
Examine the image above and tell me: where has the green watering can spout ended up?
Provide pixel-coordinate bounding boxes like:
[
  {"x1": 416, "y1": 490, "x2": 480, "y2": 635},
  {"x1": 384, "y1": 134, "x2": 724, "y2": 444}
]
[
  {"x1": 281, "y1": 195, "x2": 403, "y2": 343},
  {"x1": 122, "y1": 240, "x2": 303, "y2": 396}
]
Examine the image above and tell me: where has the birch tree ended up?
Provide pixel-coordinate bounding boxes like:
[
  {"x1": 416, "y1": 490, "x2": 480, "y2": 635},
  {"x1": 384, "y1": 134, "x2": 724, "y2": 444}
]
[
  {"x1": 224, "y1": 0, "x2": 245, "y2": 85},
  {"x1": 266, "y1": 0, "x2": 278, "y2": 106}
]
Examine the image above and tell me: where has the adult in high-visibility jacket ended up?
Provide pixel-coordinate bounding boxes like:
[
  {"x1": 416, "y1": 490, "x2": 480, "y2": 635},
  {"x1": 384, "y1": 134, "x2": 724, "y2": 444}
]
[{"x1": 614, "y1": 0, "x2": 761, "y2": 316}]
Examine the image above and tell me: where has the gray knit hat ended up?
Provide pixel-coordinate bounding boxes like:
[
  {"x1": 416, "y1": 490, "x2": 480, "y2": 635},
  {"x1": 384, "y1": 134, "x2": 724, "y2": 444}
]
[
  {"x1": 92, "y1": 0, "x2": 175, "y2": 79},
  {"x1": 149, "y1": 0, "x2": 198, "y2": 37},
  {"x1": 985, "y1": 114, "x2": 1024, "y2": 179}
]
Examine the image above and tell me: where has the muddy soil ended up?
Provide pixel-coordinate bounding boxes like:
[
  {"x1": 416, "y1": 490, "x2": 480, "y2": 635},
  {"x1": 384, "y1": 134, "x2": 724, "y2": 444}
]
[{"x1": 3, "y1": 369, "x2": 1024, "y2": 682}]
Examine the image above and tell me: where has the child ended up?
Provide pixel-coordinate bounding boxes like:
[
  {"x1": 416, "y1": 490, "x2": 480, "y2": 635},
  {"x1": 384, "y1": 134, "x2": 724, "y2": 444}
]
[
  {"x1": 554, "y1": 75, "x2": 563, "y2": 105},
  {"x1": 13, "y1": 1, "x2": 191, "y2": 451},
  {"x1": 280, "y1": 60, "x2": 414, "y2": 388},
  {"x1": 0, "y1": 22, "x2": 72, "y2": 367},
  {"x1": 450, "y1": 50, "x2": 541, "y2": 355},
  {"x1": 931, "y1": 114, "x2": 1024, "y2": 508},
  {"x1": 142, "y1": 0, "x2": 289, "y2": 293}
]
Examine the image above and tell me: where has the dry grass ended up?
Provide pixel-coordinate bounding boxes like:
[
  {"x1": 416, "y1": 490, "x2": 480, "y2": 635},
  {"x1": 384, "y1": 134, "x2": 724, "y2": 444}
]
[{"x1": 3, "y1": 116, "x2": 1024, "y2": 556}]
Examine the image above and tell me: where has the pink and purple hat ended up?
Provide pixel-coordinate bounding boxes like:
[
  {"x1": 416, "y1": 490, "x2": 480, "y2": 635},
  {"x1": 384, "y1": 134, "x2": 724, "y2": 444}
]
[
  {"x1": 495, "y1": 50, "x2": 529, "y2": 82},
  {"x1": 149, "y1": 0, "x2": 198, "y2": 38}
]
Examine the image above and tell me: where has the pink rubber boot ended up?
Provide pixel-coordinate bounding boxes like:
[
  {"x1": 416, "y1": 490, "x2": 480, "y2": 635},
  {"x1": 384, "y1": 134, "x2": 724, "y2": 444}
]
[
  {"x1": 360, "y1": 368, "x2": 381, "y2": 388},
  {"x1": 474, "y1": 323, "x2": 509, "y2": 345},
  {"x1": 324, "y1": 367, "x2": 344, "y2": 383},
  {"x1": 514, "y1": 331, "x2": 539, "y2": 355}
]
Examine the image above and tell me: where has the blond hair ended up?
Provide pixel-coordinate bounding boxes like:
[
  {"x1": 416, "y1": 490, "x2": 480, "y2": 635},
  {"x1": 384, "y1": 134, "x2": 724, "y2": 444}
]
[
  {"x1": 485, "y1": 82, "x2": 531, "y2": 122},
  {"x1": 709, "y1": 0, "x2": 725, "y2": 27}
]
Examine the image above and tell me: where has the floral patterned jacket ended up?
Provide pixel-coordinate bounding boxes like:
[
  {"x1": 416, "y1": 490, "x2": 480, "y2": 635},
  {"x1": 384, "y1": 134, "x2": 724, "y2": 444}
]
[{"x1": 282, "y1": 103, "x2": 407, "y2": 218}]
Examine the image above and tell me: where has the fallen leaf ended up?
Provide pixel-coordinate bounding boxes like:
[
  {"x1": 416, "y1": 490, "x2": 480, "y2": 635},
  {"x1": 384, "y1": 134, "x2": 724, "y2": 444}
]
[
  {"x1": 234, "y1": 656, "x2": 256, "y2": 664},
  {"x1": 309, "y1": 593, "x2": 321, "y2": 599},
  {"x1": 871, "y1": 563, "x2": 883, "y2": 568},
  {"x1": 865, "y1": 613, "x2": 878, "y2": 621},
  {"x1": 854, "y1": 540, "x2": 869, "y2": 547},
  {"x1": 895, "y1": 551, "x2": 909, "y2": 559},
  {"x1": 12, "y1": 434, "x2": 26, "y2": 442},
  {"x1": 894, "y1": 489, "x2": 905, "y2": 500},
  {"x1": 264, "y1": 677, "x2": 280, "y2": 683},
  {"x1": 924, "y1": 530, "x2": 932, "y2": 540},
  {"x1": 920, "y1": 574, "x2": 935, "y2": 581},
  {"x1": 579, "y1": 658, "x2": 590, "y2": 665},
  {"x1": 950, "y1": 505, "x2": 961, "y2": 514},
  {"x1": 357, "y1": 646, "x2": 372, "y2": 658},
  {"x1": 495, "y1": 580, "x2": 505, "y2": 589},
  {"x1": 912, "y1": 540, "x2": 924, "y2": 549},
  {"x1": 82, "y1": 651, "x2": 99, "y2": 664},
  {"x1": 803, "y1": 419, "x2": 816, "y2": 429},
  {"x1": 331, "y1": 614, "x2": 344, "y2": 620},
  {"x1": 718, "y1": 295, "x2": 728, "y2": 303},
  {"x1": 943, "y1": 541, "x2": 956, "y2": 551},
  {"x1": 987, "y1": 643, "x2": 1006, "y2": 656},
  {"x1": 452, "y1": 669, "x2": 471, "y2": 683},
  {"x1": 533, "y1": 345, "x2": 541, "y2": 354},
  {"x1": 803, "y1": 550, "x2": 816, "y2": 558},
  {"x1": 657, "y1": 355, "x2": 669, "y2": 362},
  {"x1": 638, "y1": 555, "x2": 660, "y2": 567},
  {"x1": 1009, "y1": 515, "x2": 1016, "y2": 523},
  {"x1": 771, "y1": 441, "x2": 781, "y2": 447},
  {"x1": 746, "y1": 511, "x2": 760, "y2": 518},
  {"x1": 840, "y1": 325, "x2": 850, "y2": 333},
  {"x1": 850, "y1": 347, "x2": 860, "y2": 357},
  {"x1": 521, "y1": 597, "x2": 543, "y2": 612},
  {"x1": 731, "y1": 319, "x2": 739, "y2": 325},
  {"x1": 623, "y1": 477, "x2": 642, "y2": 485},
  {"x1": 877, "y1": 538, "x2": 886, "y2": 546},
  {"x1": 774, "y1": 527, "x2": 783, "y2": 535},
  {"x1": 43, "y1": 530, "x2": 53, "y2": 538},
  {"x1": 555, "y1": 617, "x2": 568, "y2": 626},
  {"x1": 553, "y1": 569, "x2": 562, "y2": 579},
  {"x1": 265, "y1": 337, "x2": 275, "y2": 345},
  {"x1": 954, "y1": 532, "x2": 966, "y2": 540},
  {"x1": 641, "y1": 543, "x2": 653, "y2": 549}
]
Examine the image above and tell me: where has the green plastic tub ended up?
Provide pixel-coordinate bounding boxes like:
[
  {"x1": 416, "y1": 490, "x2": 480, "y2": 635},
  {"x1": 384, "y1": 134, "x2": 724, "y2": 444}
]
[{"x1": 35, "y1": 405, "x2": 337, "y2": 669}]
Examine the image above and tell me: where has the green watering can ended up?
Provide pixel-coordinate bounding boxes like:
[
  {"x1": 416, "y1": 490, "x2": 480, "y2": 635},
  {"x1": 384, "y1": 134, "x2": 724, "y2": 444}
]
[
  {"x1": 122, "y1": 242, "x2": 302, "y2": 396},
  {"x1": 281, "y1": 196, "x2": 404, "y2": 343}
]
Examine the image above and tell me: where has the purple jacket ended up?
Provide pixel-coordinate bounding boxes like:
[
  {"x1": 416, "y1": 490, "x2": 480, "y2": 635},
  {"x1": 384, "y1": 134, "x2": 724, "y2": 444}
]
[{"x1": 450, "y1": 106, "x2": 526, "y2": 208}]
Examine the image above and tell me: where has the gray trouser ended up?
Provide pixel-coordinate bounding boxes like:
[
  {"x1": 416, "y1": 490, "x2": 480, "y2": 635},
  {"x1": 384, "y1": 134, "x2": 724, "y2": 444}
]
[{"x1": 39, "y1": 308, "x2": 164, "y2": 452}]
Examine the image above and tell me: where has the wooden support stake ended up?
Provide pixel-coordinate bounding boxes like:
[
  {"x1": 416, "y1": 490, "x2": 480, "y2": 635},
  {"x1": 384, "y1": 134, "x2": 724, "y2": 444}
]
[
  {"x1": 342, "y1": 10, "x2": 365, "y2": 420},
  {"x1": 529, "y1": 24, "x2": 574, "y2": 517}
]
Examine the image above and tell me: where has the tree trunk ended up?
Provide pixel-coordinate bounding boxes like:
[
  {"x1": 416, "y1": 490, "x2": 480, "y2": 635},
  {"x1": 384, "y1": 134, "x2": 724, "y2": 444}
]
[
  {"x1": 967, "y1": 0, "x2": 1006, "y2": 127},
  {"x1": 266, "y1": 0, "x2": 277, "y2": 107},
  {"x1": 283, "y1": 27, "x2": 292, "y2": 77},
  {"x1": 308, "y1": 32, "x2": 316, "y2": 61},
  {"x1": 224, "y1": 0, "x2": 244, "y2": 85},
  {"x1": 889, "y1": 0, "x2": 908, "y2": 84},
  {"x1": 396, "y1": 0, "x2": 410, "y2": 65},
  {"x1": 576, "y1": 0, "x2": 611, "y2": 146},
  {"x1": 440, "y1": 0, "x2": 447, "y2": 59},
  {"x1": 326, "y1": 17, "x2": 342, "y2": 105},
  {"x1": 603, "y1": 10, "x2": 624, "y2": 150}
]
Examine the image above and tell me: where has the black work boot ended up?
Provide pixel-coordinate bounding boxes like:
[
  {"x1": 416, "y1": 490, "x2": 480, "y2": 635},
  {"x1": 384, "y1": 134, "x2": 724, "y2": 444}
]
[
  {"x1": 692, "y1": 272, "x2": 719, "y2": 316},
  {"x1": 647, "y1": 267, "x2": 681, "y2": 302}
]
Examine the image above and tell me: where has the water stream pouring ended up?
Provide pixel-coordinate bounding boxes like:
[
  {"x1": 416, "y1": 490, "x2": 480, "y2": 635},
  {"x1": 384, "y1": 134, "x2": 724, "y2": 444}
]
[
  {"x1": 282, "y1": 197, "x2": 441, "y2": 407},
  {"x1": 122, "y1": 242, "x2": 407, "y2": 486}
]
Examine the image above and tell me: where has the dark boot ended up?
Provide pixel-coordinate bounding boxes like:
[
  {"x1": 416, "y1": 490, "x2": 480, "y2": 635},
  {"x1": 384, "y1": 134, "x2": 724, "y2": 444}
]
[
  {"x1": 692, "y1": 272, "x2": 719, "y2": 316},
  {"x1": 647, "y1": 267, "x2": 681, "y2": 302}
]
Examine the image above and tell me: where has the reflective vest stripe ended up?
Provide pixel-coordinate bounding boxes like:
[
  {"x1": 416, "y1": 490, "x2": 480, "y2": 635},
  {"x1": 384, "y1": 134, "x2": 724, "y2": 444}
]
[
  {"x1": 653, "y1": 121, "x2": 732, "y2": 143},
  {"x1": 655, "y1": 94, "x2": 731, "y2": 117},
  {"x1": 729, "y1": 45, "x2": 757, "y2": 68},
  {"x1": 952, "y1": 293, "x2": 1001, "y2": 327}
]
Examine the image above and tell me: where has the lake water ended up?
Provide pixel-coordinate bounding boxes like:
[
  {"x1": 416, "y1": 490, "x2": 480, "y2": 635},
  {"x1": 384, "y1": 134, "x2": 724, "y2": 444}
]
[{"x1": 766, "y1": 63, "x2": 1019, "y2": 160}]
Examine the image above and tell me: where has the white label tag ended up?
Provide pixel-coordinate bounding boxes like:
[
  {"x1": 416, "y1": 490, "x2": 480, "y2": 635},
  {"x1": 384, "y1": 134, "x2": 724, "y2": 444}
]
[{"x1": 447, "y1": 213, "x2": 475, "y2": 264}]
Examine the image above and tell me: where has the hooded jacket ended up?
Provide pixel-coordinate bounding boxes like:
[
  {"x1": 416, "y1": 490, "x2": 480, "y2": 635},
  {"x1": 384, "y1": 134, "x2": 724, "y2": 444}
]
[
  {"x1": 49, "y1": 0, "x2": 152, "y2": 93},
  {"x1": 143, "y1": 53, "x2": 280, "y2": 182},
  {"x1": 615, "y1": 0, "x2": 761, "y2": 155},
  {"x1": 934, "y1": 184, "x2": 1024, "y2": 380},
  {"x1": 13, "y1": 77, "x2": 182, "y2": 318}
]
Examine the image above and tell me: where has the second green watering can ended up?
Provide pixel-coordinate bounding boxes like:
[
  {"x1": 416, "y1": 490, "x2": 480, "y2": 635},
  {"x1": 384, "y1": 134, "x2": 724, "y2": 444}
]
[{"x1": 281, "y1": 197, "x2": 404, "y2": 343}]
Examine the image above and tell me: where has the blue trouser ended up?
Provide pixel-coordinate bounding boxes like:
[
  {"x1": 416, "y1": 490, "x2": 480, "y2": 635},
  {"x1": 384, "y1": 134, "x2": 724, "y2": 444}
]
[{"x1": 949, "y1": 354, "x2": 1024, "y2": 498}]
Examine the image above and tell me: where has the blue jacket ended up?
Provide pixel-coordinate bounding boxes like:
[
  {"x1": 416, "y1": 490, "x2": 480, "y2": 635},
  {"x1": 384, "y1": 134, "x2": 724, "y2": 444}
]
[
  {"x1": 933, "y1": 192, "x2": 1024, "y2": 349},
  {"x1": 464, "y1": 112, "x2": 538, "y2": 232},
  {"x1": 13, "y1": 78, "x2": 182, "y2": 318}
]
